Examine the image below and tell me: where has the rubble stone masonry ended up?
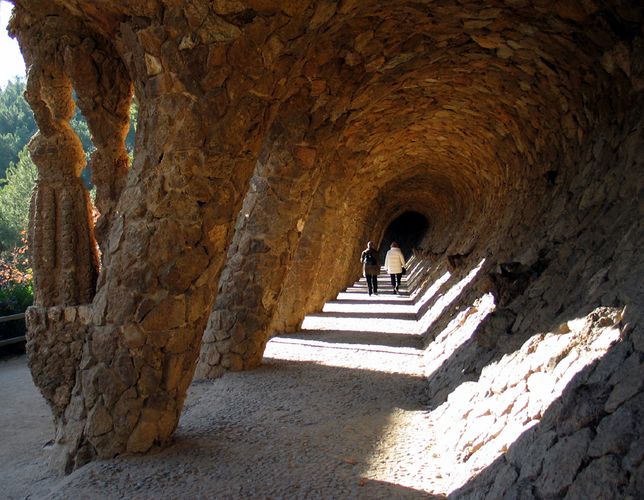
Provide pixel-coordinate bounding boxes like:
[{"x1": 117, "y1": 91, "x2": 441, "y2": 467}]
[{"x1": 8, "y1": 1, "x2": 642, "y2": 492}]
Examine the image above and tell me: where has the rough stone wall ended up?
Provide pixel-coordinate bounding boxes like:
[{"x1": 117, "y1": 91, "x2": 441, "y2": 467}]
[
  {"x1": 9, "y1": 0, "x2": 643, "y2": 481},
  {"x1": 401, "y1": 90, "x2": 643, "y2": 496},
  {"x1": 25, "y1": 306, "x2": 91, "y2": 419}
]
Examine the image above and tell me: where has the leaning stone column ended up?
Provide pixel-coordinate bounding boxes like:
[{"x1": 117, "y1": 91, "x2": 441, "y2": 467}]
[
  {"x1": 309, "y1": 201, "x2": 371, "y2": 309},
  {"x1": 196, "y1": 100, "x2": 322, "y2": 378},
  {"x1": 12, "y1": 0, "x2": 278, "y2": 470},
  {"x1": 270, "y1": 165, "x2": 357, "y2": 334}
]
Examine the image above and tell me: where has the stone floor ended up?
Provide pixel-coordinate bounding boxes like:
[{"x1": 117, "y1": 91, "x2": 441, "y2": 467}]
[{"x1": 0, "y1": 272, "x2": 450, "y2": 499}]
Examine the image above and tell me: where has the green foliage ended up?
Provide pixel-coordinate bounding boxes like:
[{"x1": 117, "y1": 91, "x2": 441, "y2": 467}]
[
  {"x1": 0, "y1": 145, "x2": 36, "y2": 251},
  {"x1": 0, "y1": 281, "x2": 33, "y2": 315},
  {"x1": 0, "y1": 77, "x2": 37, "y2": 179}
]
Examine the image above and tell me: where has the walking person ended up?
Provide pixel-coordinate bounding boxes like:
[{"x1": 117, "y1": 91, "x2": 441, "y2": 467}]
[
  {"x1": 384, "y1": 241, "x2": 406, "y2": 294},
  {"x1": 360, "y1": 241, "x2": 380, "y2": 296}
]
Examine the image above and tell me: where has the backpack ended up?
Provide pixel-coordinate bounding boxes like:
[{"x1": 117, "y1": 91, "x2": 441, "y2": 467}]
[{"x1": 364, "y1": 251, "x2": 377, "y2": 266}]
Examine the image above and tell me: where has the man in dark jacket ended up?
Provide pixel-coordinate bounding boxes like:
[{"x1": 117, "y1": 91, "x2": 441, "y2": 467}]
[{"x1": 360, "y1": 241, "x2": 380, "y2": 295}]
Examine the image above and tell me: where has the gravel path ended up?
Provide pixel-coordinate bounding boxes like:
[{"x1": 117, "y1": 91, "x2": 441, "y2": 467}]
[{"x1": 0, "y1": 275, "x2": 448, "y2": 499}]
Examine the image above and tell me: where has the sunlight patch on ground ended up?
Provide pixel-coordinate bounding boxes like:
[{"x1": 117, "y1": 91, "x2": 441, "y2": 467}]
[
  {"x1": 322, "y1": 298, "x2": 417, "y2": 315},
  {"x1": 360, "y1": 408, "x2": 446, "y2": 495},
  {"x1": 333, "y1": 291, "x2": 413, "y2": 302},
  {"x1": 264, "y1": 338, "x2": 424, "y2": 376},
  {"x1": 300, "y1": 314, "x2": 419, "y2": 334}
]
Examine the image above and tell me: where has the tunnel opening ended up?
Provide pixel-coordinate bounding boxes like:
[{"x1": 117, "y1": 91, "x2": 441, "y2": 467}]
[{"x1": 379, "y1": 211, "x2": 429, "y2": 260}]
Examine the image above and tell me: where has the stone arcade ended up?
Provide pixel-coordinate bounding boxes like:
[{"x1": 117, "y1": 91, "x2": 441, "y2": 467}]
[{"x1": 8, "y1": 0, "x2": 644, "y2": 493}]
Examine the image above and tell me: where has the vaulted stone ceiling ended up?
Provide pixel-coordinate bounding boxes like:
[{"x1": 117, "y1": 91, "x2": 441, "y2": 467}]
[{"x1": 9, "y1": 0, "x2": 642, "y2": 473}]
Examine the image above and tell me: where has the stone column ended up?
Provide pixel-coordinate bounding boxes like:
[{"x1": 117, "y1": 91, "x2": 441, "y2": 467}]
[
  {"x1": 312, "y1": 206, "x2": 373, "y2": 306},
  {"x1": 22, "y1": 37, "x2": 98, "y2": 307},
  {"x1": 62, "y1": 36, "x2": 132, "y2": 257},
  {"x1": 297, "y1": 184, "x2": 374, "y2": 318},
  {"x1": 269, "y1": 188, "x2": 329, "y2": 334},
  {"x1": 196, "y1": 98, "x2": 322, "y2": 378},
  {"x1": 270, "y1": 166, "x2": 361, "y2": 333},
  {"x1": 13, "y1": 4, "x2": 272, "y2": 472},
  {"x1": 40, "y1": 96, "x2": 260, "y2": 472}
]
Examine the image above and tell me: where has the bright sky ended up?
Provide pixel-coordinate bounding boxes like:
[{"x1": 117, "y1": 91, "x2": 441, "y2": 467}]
[{"x1": 0, "y1": 0, "x2": 26, "y2": 89}]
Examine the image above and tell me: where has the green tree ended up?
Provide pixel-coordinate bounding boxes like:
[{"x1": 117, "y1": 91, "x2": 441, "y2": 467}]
[
  {"x1": 0, "y1": 77, "x2": 37, "y2": 179},
  {"x1": 0, "y1": 145, "x2": 36, "y2": 251}
]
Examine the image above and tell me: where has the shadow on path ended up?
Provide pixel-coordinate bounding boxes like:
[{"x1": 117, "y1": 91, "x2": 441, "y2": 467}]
[
  {"x1": 278, "y1": 330, "x2": 424, "y2": 349},
  {"x1": 45, "y1": 359, "x2": 440, "y2": 498}
]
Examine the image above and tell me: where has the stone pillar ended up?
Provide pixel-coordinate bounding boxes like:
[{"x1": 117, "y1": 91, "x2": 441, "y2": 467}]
[
  {"x1": 62, "y1": 37, "x2": 132, "y2": 257},
  {"x1": 12, "y1": 5, "x2": 271, "y2": 472},
  {"x1": 196, "y1": 99, "x2": 322, "y2": 378},
  {"x1": 270, "y1": 168, "x2": 362, "y2": 333},
  {"x1": 299, "y1": 181, "x2": 375, "y2": 317},
  {"x1": 23, "y1": 40, "x2": 98, "y2": 307},
  {"x1": 269, "y1": 189, "x2": 329, "y2": 334},
  {"x1": 311, "y1": 206, "x2": 373, "y2": 306}
]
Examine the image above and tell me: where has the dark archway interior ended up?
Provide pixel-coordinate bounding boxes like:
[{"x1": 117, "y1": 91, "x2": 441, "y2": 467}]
[{"x1": 379, "y1": 211, "x2": 429, "y2": 260}]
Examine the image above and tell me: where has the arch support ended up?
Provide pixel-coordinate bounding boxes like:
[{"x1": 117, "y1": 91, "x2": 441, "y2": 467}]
[
  {"x1": 197, "y1": 102, "x2": 322, "y2": 378},
  {"x1": 13, "y1": 5, "x2": 271, "y2": 472}
]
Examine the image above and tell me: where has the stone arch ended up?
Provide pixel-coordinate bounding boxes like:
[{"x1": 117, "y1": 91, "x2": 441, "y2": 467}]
[
  {"x1": 264, "y1": 0, "x2": 642, "y2": 350},
  {"x1": 11, "y1": 0, "x2": 642, "y2": 477}
]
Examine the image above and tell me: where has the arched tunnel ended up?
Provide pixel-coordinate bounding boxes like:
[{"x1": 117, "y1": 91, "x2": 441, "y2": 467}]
[
  {"x1": 8, "y1": 0, "x2": 643, "y2": 494},
  {"x1": 379, "y1": 211, "x2": 429, "y2": 260}
]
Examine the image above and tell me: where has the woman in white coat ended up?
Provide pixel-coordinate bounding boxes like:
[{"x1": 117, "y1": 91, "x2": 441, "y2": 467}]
[{"x1": 384, "y1": 241, "x2": 406, "y2": 294}]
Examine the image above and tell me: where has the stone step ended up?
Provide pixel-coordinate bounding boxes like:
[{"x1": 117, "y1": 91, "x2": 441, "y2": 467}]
[
  {"x1": 264, "y1": 335, "x2": 424, "y2": 374},
  {"x1": 301, "y1": 314, "x2": 420, "y2": 335},
  {"x1": 323, "y1": 300, "x2": 418, "y2": 314}
]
